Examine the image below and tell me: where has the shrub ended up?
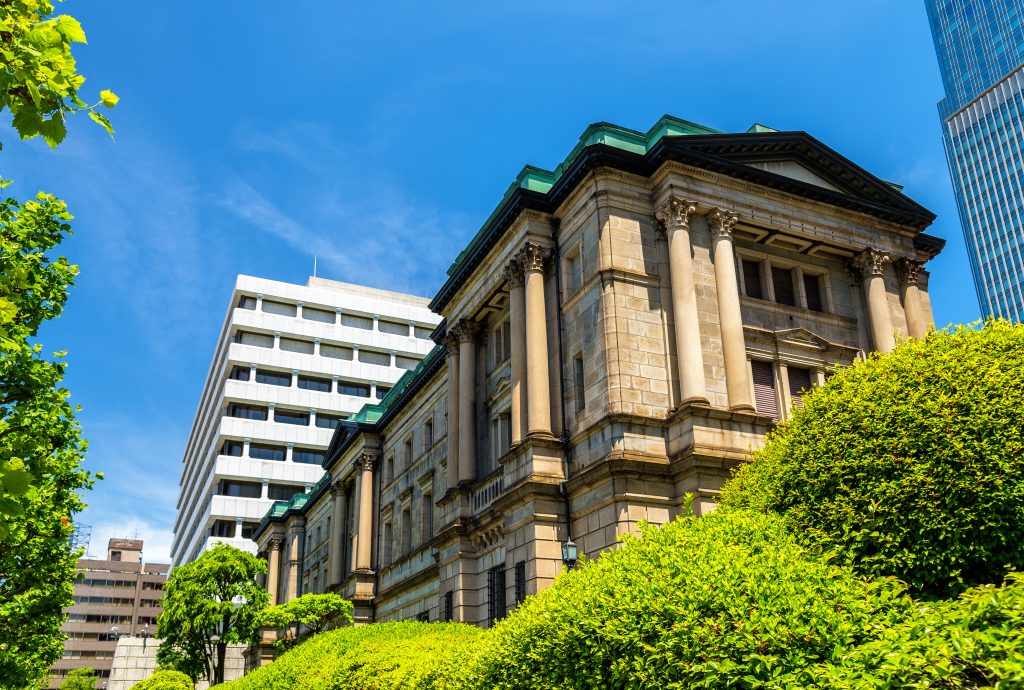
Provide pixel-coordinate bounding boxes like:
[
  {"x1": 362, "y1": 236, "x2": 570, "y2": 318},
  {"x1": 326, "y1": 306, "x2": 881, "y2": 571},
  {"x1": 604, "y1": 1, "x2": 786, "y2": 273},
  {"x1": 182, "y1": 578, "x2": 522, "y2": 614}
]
[
  {"x1": 466, "y1": 510, "x2": 911, "y2": 689},
  {"x1": 220, "y1": 621, "x2": 484, "y2": 690},
  {"x1": 721, "y1": 321, "x2": 1024, "y2": 597},
  {"x1": 129, "y1": 669, "x2": 193, "y2": 690},
  {"x1": 818, "y1": 574, "x2": 1024, "y2": 688},
  {"x1": 59, "y1": 667, "x2": 98, "y2": 690},
  {"x1": 257, "y1": 592, "x2": 353, "y2": 648}
]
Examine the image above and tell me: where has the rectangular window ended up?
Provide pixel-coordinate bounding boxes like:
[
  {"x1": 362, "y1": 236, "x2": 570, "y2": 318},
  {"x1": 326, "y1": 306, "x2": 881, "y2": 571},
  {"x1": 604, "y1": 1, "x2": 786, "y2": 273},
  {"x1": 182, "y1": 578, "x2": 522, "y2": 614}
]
[
  {"x1": 772, "y1": 266, "x2": 797, "y2": 307},
  {"x1": 211, "y1": 519, "x2": 237, "y2": 537},
  {"x1": 422, "y1": 493, "x2": 433, "y2": 542},
  {"x1": 229, "y1": 365, "x2": 251, "y2": 381},
  {"x1": 385, "y1": 456, "x2": 394, "y2": 484},
  {"x1": 237, "y1": 295, "x2": 256, "y2": 310},
  {"x1": 255, "y1": 369, "x2": 292, "y2": 387},
  {"x1": 297, "y1": 375, "x2": 332, "y2": 392},
  {"x1": 316, "y1": 413, "x2": 344, "y2": 430},
  {"x1": 404, "y1": 438, "x2": 413, "y2": 469},
  {"x1": 274, "y1": 409, "x2": 309, "y2": 426},
  {"x1": 338, "y1": 381, "x2": 371, "y2": 398},
  {"x1": 424, "y1": 419, "x2": 434, "y2": 449},
  {"x1": 359, "y1": 349, "x2": 391, "y2": 367},
  {"x1": 414, "y1": 326, "x2": 434, "y2": 340},
  {"x1": 379, "y1": 319, "x2": 409, "y2": 336},
  {"x1": 234, "y1": 330, "x2": 274, "y2": 348},
  {"x1": 742, "y1": 260, "x2": 764, "y2": 299},
  {"x1": 241, "y1": 522, "x2": 258, "y2": 539},
  {"x1": 514, "y1": 561, "x2": 526, "y2": 604},
  {"x1": 444, "y1": 592, "x2": 454, "y2": 622},
  {"x1": 227, "y1": 403, "x2": 268, "y2": 421},
  {"x1": 487, "y1": 566, "x2": 507, "y2": 625},
  {"x1": 396, "y1": 355, "x2": 419, "y2": 370},
  {"x1": 320, "y1": 343, "x2": 353, "y2": 360},
  {"x1": 302, "y1": 306, "x2": 336, "y2": 324},
  {"x1": 383, "y1": 522, "x2": 393, "y2": 566},
  {"x1": 340, "y1": 313, "x2": 373, "y2": 330},
  {"x1": 803, "y1": 273, "x2": 824, "y2": 312},
  {"x1": 221, "y1": 440, "x2": 243, "y2": 456},
  {"x1": 268, "y1": 483, "x2": 299, "y2": 501},
  {"x1": 416, "y1": 611, "x2": 430, "y2": 623},
  {"x1": 293, "y1": 448, "x2": 325, "y2": 465},
  {"x1": 401, "y1": 507, "x2": 412, "y2": 555},
  {"x1": 219, "y1": 480, "x2": 261, "y2": 499},
  {"x1": 261, "y1": 300, "x2": 297, "y2": 317},
  {"x1": 375, "y1": 386, "x2": 390, "y2": 400},
  {"x1": 751, "y1": 360, "x2": 779, "y2": 420},
  {"x1": 249, "y1": 444, "x2": 286, "y2": 461},
  {"x1": 574, "y1": 355, "x2": 585, "y2": 413},
  {"x1": 567, "y1": 250, "x2": 583, "y2": 293},
  {"x1": 280, "y1": 337, "x2": 315, "y2": 355},
  {"x1": 787, "y1": 367, "x2": 813, "y2": 409}
]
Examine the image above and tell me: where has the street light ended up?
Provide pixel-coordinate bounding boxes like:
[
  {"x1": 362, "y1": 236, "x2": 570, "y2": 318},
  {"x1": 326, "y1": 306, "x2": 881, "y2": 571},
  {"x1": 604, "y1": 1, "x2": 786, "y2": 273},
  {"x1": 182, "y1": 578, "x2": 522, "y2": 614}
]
[{"x1": 561, "y1": 540, "x2": 578, "y2": 569}]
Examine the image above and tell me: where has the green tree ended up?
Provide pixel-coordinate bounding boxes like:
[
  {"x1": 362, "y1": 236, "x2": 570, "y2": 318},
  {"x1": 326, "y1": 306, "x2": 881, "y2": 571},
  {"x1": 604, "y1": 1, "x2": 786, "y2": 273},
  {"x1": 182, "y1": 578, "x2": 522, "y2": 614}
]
[
  {"x1": 57, "y1": 667, "x2": 97, "y2": 690},
  {"x1": 128, "y1": 669, "x2": 193, "y2": 690},
  {"x1": 0, "y1": 0, "x2": 118, "y2": 147},
  {"x1": 156, "y1": 544, "x2": 270, "y2": 685},
  {"x1": 256, "y1": 592, "x2": 353, "y2": 649},
  {"x1": 721, "y1": 321, "x2": 1024, "y2": 597}
]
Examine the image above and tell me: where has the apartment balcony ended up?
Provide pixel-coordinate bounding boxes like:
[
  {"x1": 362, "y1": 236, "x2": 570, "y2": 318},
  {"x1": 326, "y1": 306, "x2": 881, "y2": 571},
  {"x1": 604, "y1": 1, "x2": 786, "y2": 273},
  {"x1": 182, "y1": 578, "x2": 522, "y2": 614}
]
[
  {"x1": 213, "y1": 454, "x2": 325, "y2": 484},
  {"x1": 202, "y1": 534, "x2": 258, "y2": 555}
]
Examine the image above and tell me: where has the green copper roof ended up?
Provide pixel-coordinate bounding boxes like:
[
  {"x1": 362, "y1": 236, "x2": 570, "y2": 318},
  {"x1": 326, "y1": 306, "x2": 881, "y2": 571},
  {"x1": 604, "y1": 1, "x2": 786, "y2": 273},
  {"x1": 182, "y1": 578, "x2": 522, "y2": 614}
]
[
  {"x1": 746, "y1": 123, "x2": 779, "y2": 133},
  {"x1": 447, "y1": 115, "x2": 722, "y2": 276}
]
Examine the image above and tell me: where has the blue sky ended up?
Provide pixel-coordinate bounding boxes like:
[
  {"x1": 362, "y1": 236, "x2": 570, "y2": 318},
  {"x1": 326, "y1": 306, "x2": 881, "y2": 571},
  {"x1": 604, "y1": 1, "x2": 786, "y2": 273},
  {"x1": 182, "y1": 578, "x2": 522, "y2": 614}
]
[{"x1": 4, "y1": 1, "x2": 974, "y2": 562}]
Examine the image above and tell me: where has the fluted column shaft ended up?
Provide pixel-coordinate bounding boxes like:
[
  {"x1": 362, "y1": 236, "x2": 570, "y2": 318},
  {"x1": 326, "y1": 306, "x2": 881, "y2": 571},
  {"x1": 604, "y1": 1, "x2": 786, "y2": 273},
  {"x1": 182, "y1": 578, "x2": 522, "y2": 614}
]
[
  {"x1": 856, "y1": 249, "x2": 896, "y2": 353},
  {"x1": 504, "y1": 261, "x2": 527, "y2": 445},
  {"x1": 521, "y1": 242, "x2": 552, "y2": 435},
  {"x1": 444, "y1": 336, "x2": 460, "y2": 491},
  {"x1": 454, "y1": 320, "x2": 479, "y2": 482},
  {"x1": 328, "y1": 483, "x2": 346, "y2": 586},
  {"x1": 355, "y1": 455, "x2": 374, "y2": 571},
  {"x1": 266, "y1": 539, "x2": 282, "y2": 606},
  {"x1": 708, "y1": 208, "x2": 754, "y2": 412},
  {"x1": 897, "y1": 259, "x2": 929, "y2": 339},
  {"x1": 657, "y1": 197, "x2": 708, "y2": 404},
  {"x1": 286, "y1": 529, "x2": 301, "y2": 602}
]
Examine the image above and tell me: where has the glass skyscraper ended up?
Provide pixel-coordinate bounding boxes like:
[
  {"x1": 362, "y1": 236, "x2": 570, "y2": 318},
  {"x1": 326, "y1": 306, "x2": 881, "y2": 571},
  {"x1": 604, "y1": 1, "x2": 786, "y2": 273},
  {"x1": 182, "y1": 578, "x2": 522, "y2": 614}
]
[{"x1": 925, "y1": 0, "x2": 1024, "y2": 320}]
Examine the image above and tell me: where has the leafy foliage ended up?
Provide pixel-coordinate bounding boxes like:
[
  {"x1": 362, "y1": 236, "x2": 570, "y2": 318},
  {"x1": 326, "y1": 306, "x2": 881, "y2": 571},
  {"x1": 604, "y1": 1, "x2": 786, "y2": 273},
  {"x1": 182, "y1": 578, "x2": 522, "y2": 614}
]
[
  {"x1": 58, "y1": 667, "x2": 98, "y2": 690},
  {"x1": 0, "y1": 0, "x2": 118, "y2": 147},
  {"x1": 156, "y1": 544, "x2": 269, "y2": 684},
  {"x1": 720, "y1": 321, "x2": 1024, "y2": 597},
  {"x1": 256, "y1": 592, "x2": 353, "y2": 648},
  {"x1": 128, "y1": 670, "x2": 194, "y2": 690},
  {"x1": 0, "y1": 180, "x2": 94, "y2": 690},
  {"x1": 221, "y1": 622, "x2": 484, "y2": 690}
]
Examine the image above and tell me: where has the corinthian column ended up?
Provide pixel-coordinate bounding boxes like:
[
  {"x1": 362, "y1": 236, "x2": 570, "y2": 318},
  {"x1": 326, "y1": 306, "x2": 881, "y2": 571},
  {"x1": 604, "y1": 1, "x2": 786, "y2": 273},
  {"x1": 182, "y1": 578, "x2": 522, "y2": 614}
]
[
  {"x1": 328, "y1": 482, "x2": 347, "y2": 587},
  {"x1": 707, "y1": 208, "x2": 754, "y2": 412},
  {"x1": 354, "y1": 453, "x2": 375, "y2": 571},
  {"x1": 503, "y1": 260, "x2": 527, "y2": 445},
  {"x1": 896, "y1": 258, "x2": 930, "y2": 339},
  {"x1": 443, "y1": 331, "x2": 460, "y2": 491},
  {"x1": 286, "y1": 526, "x2": 302, "y2": 602},
  {"x1": 854, "y1": 248, "x2": 896, "y2": 354},
  {"x1": 266, "y1": 538, "x2": 282, "y2": 605},
  {"x1": 656, "y1": 196, "x2": 708, "y2": 405},
  {"x1": 454, "y1": 320, "x2": 480, "y2": 482},
  {"x1": 519, "y1": 242, "x2": 553, "y2": 435}
]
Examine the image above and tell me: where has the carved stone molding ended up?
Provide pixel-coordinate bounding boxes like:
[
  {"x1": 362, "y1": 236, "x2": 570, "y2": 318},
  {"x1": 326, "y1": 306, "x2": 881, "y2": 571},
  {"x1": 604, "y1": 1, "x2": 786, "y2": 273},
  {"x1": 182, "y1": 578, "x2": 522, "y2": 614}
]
[
  {"x1": 655, "y1": 196, "x2": 698, "y2": 233},
  {"x1": 518, "y1": 241, "x2": 547, "y2": 273},
  {"x1": 269, "y1": 537, "x2": 283, "y2": 551},
  {"x1": 896, "y1": 258, "x2": 925, "y2": 286},
  {"x1": 853, "y1": 247, "x2": 891, "y2": 277},
  {"x1": 329, "y1": 481, "x2": 345, "y2": 498},
  {"x1": 451, "y1": 318, "x2": 481, "y2": 344},
  {"x1": 355, "y1": 452, "x2": 376, "y2": 473},
  {"x1": 441, "y1": 330, "x2": 460, "y2": 355},
  {"x1": 501, "y1": 259, "x2": 525, "y2": 288},
  {"x1": 706, "y1": 207, "x2": 738, "y2": 239}
]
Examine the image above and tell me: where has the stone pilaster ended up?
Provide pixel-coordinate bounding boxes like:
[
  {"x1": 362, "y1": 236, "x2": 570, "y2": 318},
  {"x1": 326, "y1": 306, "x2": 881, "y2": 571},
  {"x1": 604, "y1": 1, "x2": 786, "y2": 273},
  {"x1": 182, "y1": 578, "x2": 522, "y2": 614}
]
[
  {"x1": 354, "y1": 453, "x2": 376, "y2": 572},
  {"x1": 518, "y1": 242, "x2": 553, "y2": 436},
  {"x1": 853, "y1": 248, "x2": 896, "y2": 353},
  {"x1": 707, "y1": 208, "x2": 754, "y2": 412},
  {"x1": 328, "y1": 482, "x2": 347, "y2": 587},
  {"x1": 656, "y1": 196, "x2": 708, "y2": 405},
  {"x1": 452, "y1": 319, "x2": 480, "y2": 483},
  {"x1": 266, "y1": 538, "x2": 282, "y2": 606},
  {"x1": 442, "y1": 331, "x2": 460, "y2": 492},
  {"x1": 503, "y1": 260, "x2": 527, "y2": 445},
  {"x1": 896, "y1": 258, "x2": 930, "y2": 339}
]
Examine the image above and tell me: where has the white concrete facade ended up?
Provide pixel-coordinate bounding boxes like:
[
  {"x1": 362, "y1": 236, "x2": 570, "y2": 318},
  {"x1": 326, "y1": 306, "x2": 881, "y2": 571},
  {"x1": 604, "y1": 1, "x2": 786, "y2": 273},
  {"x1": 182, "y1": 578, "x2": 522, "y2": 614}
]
[{"x1": 170, "y1": 275, "x2": 440, "y2": 567}]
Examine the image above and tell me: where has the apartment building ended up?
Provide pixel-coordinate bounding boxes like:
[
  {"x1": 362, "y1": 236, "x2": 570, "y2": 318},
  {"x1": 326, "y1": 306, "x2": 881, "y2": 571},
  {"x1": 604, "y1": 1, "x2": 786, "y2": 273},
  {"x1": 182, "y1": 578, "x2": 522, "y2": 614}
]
[
  {"x1": 170, "y1": 276, "x2": 440, "y2": 567},
  {"x1": 249, "y1": 113, "x2": 943, "y2": 654},
  {"x1": 48, "y1": 539, "x2": 168, "y2": 688}
]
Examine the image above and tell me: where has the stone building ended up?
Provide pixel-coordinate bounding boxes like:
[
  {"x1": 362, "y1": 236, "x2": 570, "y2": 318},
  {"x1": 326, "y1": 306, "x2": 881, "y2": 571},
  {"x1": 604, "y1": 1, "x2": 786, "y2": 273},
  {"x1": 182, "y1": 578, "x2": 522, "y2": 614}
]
[{"x1": 251, "y1": 115, "x2": 942, "y2": 644}]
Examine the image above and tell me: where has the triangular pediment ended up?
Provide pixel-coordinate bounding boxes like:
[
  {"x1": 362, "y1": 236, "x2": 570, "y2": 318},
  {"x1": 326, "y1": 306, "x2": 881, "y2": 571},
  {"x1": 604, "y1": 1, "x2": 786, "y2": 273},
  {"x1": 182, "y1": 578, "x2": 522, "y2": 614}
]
[
  {"x1": 774, "y1": 327, "x2": 831, "y2": 350},
  {"x1": 741, "y1": 159, "x2": 844, "y2": 193}
]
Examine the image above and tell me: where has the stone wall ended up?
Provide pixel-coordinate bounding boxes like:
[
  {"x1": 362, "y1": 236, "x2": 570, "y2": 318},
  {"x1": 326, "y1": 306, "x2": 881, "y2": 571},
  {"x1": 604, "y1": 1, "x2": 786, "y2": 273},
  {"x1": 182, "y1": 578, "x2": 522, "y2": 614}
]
[{"x1": 107, "y1": 637, "x2": 245, "y2": 690}]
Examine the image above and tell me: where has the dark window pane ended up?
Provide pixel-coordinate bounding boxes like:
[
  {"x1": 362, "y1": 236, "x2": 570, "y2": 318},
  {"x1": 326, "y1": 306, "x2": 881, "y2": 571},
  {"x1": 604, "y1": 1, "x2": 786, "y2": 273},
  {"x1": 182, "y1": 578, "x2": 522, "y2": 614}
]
[
  {"x1": 227, "y1": 403, "x2": 268, "y2": 421},
  {"x1": 293, "y1": 448, "x2": 325, "y2": 465},
  {"x1": 237, "y1": 296, "x2": 256, "y2": 310},
  {"x1": 298, "y1": 375, "x2": 332, "y2": 392},
  {"x1": 752, "y1": 360, "x2": 779, "y2": 420},
  {"x1": 742, "y1": 260, "x2": 764, "y2": 299},
  {"x1": 375, "y1": 386, "x2": 390, "y2": 400},
  {"x1": 221, "y1": 440, "x2": 243, "y2": 457},
  {"x1": 302, "y1": 306, "x2": 335, "y2": 324},
  {"x1": 787, "y1": 367, "x2": 813, "y2": 409},
  {"x1": 803, "y1": 273, "x2": 824, "y2": 312},
  {"x1": 772, "y1": 267, "x2": 796, "y2": 306},
  {"x1": 249, "y1": 444, "x2": 285, "y2": 461},
  {"x1": 274, "y1": 409, "x2": 309, "y2": 426},
  {"x1": 255, "y1": 369, "x2": 292, "y2": 387},
  {"x1": 229, "y1": 365, "x2": 250, "y2": 381},
  {"x1": 220, "y1": 480, "x2": 261, "y2": 498},
  {"x1": 338, "y1": 381, "x2": 371, "y2": 398},
  {"x1": 316, "y1": 414, "x2": 344, "y2": 429},
  {"x1": 268, "y1": 483, "x2": 300, "y2": 501}
]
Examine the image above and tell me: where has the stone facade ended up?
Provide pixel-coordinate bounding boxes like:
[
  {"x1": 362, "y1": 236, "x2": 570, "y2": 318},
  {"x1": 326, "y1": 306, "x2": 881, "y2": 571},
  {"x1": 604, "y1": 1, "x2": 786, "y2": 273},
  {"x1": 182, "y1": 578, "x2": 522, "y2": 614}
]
[
  {"x1": 107, "y1": 636, "x2": 245, "y2": 690},
  {"x1": 250, "y1": 116, "x2": 943, "y2": 656}
]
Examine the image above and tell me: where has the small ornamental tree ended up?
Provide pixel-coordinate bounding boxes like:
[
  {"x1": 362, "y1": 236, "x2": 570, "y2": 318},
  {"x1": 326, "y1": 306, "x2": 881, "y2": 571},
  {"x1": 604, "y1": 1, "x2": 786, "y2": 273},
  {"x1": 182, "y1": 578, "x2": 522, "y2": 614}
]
[
  {"x1": 256, "y1": 592, "x2": 353, "y2": 648},
  {"x1": 58, "y1": 667, "x2": 98, "y2": 690},
  {"x1": 721, "y1": 321, "x2": 1024, "y2": 597},
  {"x1": 128, "y1": 669, "x2": 194, "y2": 690},
  {"x1": 156, "y1": 544, "x2": 269, "y2": 685}
]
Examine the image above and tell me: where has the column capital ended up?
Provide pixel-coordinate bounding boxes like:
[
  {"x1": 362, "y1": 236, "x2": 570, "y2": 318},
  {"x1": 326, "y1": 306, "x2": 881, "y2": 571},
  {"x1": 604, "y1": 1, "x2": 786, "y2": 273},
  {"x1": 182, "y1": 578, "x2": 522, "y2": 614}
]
[
  {"x1": 706, "y1": 207, "x2": 738, "y2": 239},
  {"x1": 451, "y1": 318, "x2": 481, "y2": 344},
  {"x1": 355, "y1": 452, "x2": 376, "y2": 473},
  {"x1": 896, "y1": 257, "x2": 925, "y2": 286},
  {"x1": 517, "y1": 241, "x2": 547, "y2": 273},
  {"x1": 655, "y1": 196, "x2": 698, "y2": 233},
  {"x1": 329, "y1": 481, "x2": 345, "y2": 498},
  {"x1": 269, "y1": 537, "x2": 283, "y2": 551},
  {"x1": 502, "y1": 258, "x2": 525, "y2": 288},
  {"x1": 853, "y1": 247, "x2": 891, "y2": 277}
]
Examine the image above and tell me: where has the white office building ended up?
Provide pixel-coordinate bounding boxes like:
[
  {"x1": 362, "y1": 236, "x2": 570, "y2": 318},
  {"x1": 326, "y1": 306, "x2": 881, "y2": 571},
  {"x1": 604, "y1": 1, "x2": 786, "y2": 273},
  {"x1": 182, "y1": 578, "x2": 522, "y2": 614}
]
[{"x1": 170, "y1": 275, "x2": 440, "y2": 567}]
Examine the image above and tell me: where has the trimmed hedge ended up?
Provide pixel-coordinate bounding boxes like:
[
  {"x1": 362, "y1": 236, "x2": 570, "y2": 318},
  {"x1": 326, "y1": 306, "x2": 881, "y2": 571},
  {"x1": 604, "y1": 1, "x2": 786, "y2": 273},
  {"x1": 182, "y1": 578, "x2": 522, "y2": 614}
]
[
  {"x1": 721, "y1": 321, "x2": 1024, "y2": 597},
  {"x1": 466, "y1": 510, "x2": 911, "y2": 689},
  {"x1": 223, "y1": 622, "x2": 484, "y2": 690},
  {"x1": 129, "y1": 669, "x2": 193, "y2": 690}
]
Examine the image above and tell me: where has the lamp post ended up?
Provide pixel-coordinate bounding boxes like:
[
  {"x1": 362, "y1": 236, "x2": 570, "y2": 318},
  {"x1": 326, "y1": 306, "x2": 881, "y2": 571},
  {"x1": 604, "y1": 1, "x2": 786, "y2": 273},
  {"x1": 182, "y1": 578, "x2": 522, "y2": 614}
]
[{"x1": 561, "y1": 540, "x2": 578, "y2": 570}]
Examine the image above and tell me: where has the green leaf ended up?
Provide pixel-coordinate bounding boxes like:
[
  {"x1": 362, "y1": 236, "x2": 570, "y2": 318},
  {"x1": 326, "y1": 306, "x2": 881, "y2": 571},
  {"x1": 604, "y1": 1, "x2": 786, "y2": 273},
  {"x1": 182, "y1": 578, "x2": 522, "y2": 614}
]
[
  {"x1": 39, "y1": 116, "x2": 67, "y2": 148},
  {"x1": 55, "y1": 15, "x2": 88, "y2": 44},
  {"x1": 99, "y1": 89, "x2": 119, "y2": 108},
  {"x1": 88, "y1": 110, "x2": 114, "y2": 137}
]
